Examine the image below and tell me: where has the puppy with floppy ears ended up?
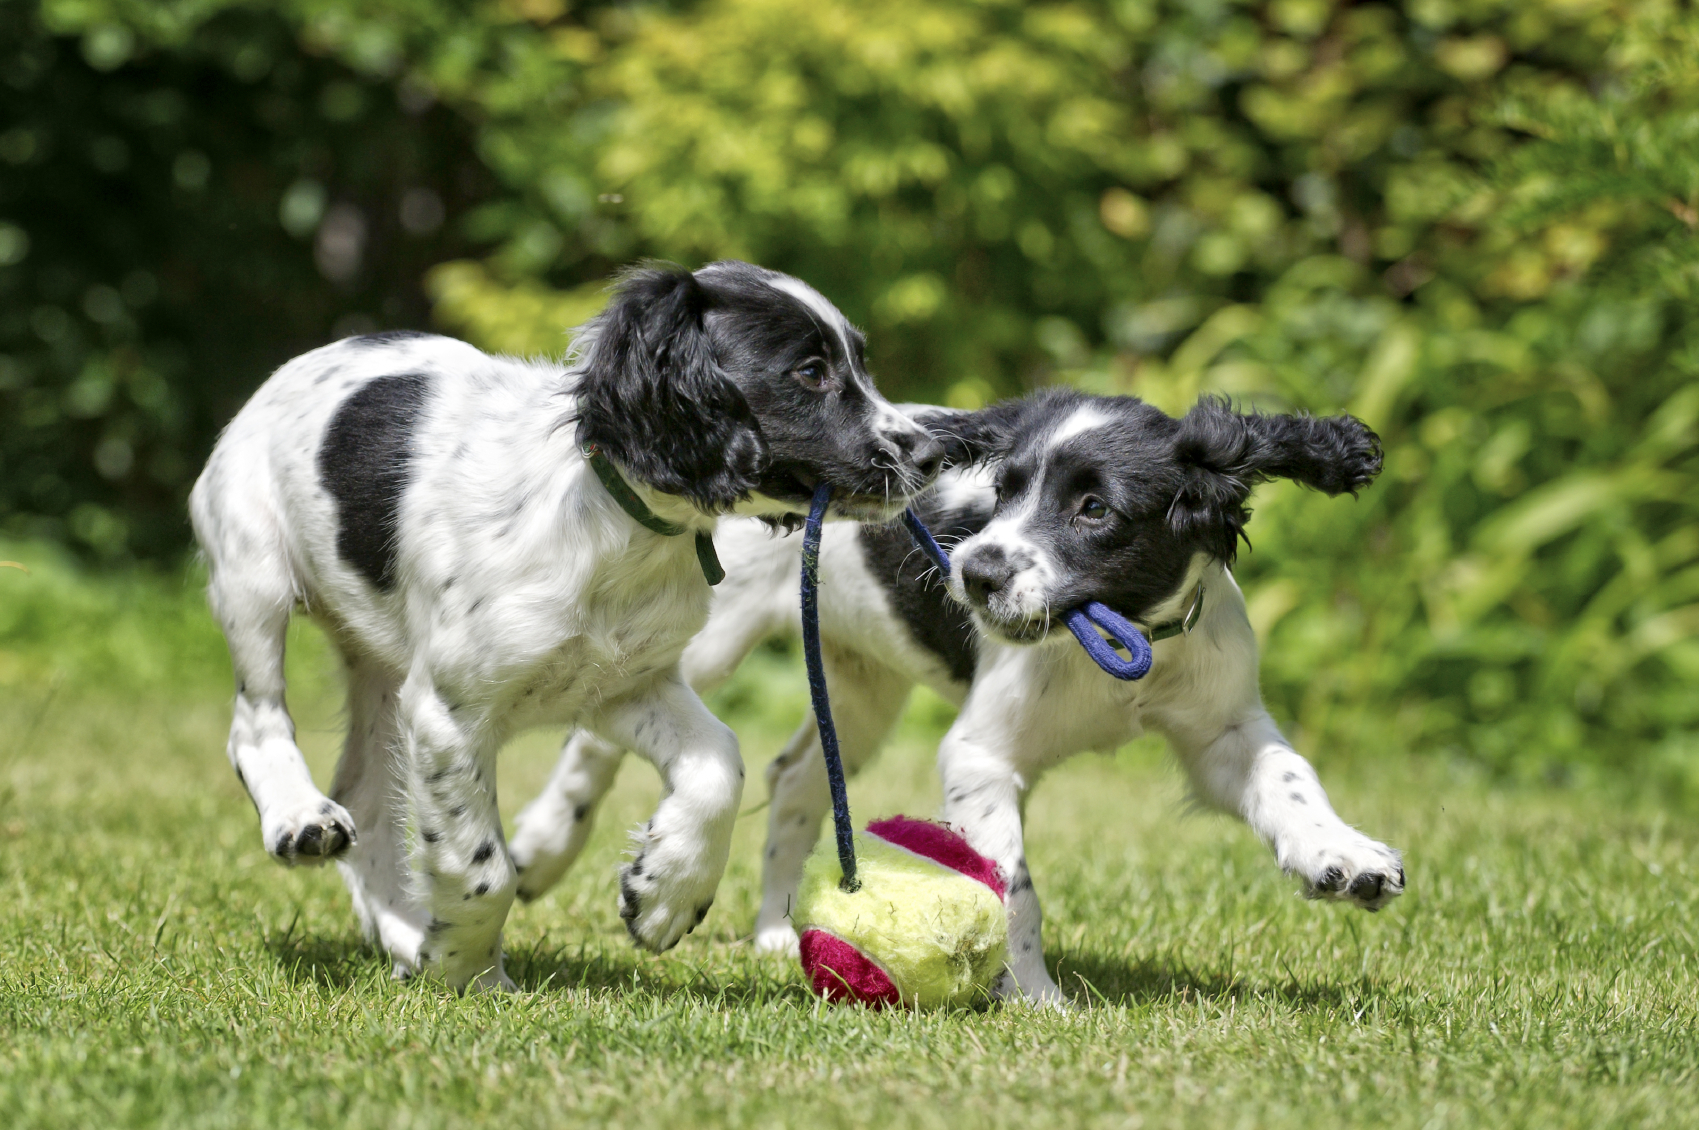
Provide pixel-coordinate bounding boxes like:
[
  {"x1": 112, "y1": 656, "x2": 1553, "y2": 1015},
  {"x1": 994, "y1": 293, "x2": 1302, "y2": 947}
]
[
  {"x1": 509, "y1": 388, "x2": 1404, "y2": 1004},
  {"x1": 189, "y1": 260, "x2": 943, "y2": 992}
]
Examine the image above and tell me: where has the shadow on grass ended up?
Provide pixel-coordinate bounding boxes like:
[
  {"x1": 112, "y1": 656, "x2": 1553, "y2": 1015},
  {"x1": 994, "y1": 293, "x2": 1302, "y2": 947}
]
[
  {"x1": 1052, "y1": 950, "x2": 1357, "y2": 1012},
  {"x1": 504, "y1": 936, "x2": 816, "y2": 1007},
  {"x1": 265, "y1": 928, "x2": 1364, "y2": 1014},
  {"x1": 266, "y1": 932, "x2": 385, "y2": 990},
  {"x1": 266, "y1": 929, "x2": 816, "y2": 1007}
]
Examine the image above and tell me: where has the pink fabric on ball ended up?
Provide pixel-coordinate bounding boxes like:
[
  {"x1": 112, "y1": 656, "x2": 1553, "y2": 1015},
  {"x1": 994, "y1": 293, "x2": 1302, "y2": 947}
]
[
  {"x1": 865, "y1": 815, "x2": 1006, "y2": 899},
  {"x1": 799, "y1": 928, "x2": 902, "y2": 1007}
]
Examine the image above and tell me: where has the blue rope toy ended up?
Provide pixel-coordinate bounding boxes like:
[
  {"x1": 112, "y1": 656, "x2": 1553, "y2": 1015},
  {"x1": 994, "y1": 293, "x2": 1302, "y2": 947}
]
[
  {"x1": 801, "y1": 486, "x2": 1175, "y2": 893},
  {"x1": 801, "y1": 484, "x2": 862, "y2": 891}
]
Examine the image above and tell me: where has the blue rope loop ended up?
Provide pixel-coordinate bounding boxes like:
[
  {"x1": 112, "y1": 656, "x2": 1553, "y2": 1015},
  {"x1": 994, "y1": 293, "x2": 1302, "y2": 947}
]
[
  {"x1": 1062, "y1": 602, "x2": 1152, "y2": 680},
  {"x1": 901, "y1": 507, "x2": 1155, "y2": 682},
  {"x1": 802, "y1": 483, "x2": 860, "y2": 893}
]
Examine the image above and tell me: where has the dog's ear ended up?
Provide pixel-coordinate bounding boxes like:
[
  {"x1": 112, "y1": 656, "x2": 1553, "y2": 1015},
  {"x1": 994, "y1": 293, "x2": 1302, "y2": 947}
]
[
  {"x1": 903, "y1": 400, "x2": 1027, "y2": 467},
  {"x1": 1169, "y1": 397, "x2": 1382, "y2": 558},
  {"x1": 574, "y1": 265, "x2": 766, "y2": 511}
]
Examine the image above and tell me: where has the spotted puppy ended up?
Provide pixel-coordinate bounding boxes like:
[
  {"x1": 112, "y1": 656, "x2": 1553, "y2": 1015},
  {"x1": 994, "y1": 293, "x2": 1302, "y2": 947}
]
[
  {"x1": 508, "y1": 388, "x2": 1405, "y2": 1004},
  {"x1": 189, "y1": 261, "x2": 943, "y2": 992}
]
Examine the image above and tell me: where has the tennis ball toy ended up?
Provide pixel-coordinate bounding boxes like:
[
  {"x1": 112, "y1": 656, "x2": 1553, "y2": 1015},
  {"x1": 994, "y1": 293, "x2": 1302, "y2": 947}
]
[{"x1": 794, "y1": 815, "x2": 1008, "y2": 1008}]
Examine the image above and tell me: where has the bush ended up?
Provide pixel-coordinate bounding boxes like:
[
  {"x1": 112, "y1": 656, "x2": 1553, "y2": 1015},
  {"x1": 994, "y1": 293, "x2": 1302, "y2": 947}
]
[{"x1": 3, "y1": 0, "x2": 1695, "y2": 782}]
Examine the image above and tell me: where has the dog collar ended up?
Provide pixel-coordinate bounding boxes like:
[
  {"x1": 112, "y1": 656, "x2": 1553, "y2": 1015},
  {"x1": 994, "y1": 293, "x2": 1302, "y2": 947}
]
[
  {"x1": 1144, "y1": 581, "x2": 1205, "y2": 643},
  {"x1": 581, "y1": 443, "x2": 725, "y2": 586}
]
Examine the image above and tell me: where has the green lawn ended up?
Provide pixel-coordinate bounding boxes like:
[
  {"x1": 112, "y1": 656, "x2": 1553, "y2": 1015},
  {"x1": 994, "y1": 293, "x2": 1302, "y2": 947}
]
[{"x1": 1, "y1": 546, "x2": 1696, "y2": 1128}]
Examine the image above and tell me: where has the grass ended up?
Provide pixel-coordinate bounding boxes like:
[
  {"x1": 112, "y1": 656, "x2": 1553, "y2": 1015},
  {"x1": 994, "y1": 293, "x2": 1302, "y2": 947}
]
[{"x1": 1, "y1": 541, "x2": 1697, "y2": 1129}]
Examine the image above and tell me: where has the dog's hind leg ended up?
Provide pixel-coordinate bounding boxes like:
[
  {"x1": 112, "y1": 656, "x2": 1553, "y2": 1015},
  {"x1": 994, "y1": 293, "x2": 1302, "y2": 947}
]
[
  {"x1": 331, "y1": 657, "x2": 430, "y2": 975},
  {"x1": 393, "y1": 673, "x2": 518, "y2": 992},
  {"x1": 752, "y1": 716, "x2": 820, "y2": 954},
  {"x1": 205, "y1": 558, "x2": 356, "y2": 866},
  {"x1": 754, "y1": 650, "x2": 909, "y2": 955},
  {"x1": 510, "y1": 729, "x2": 626, "y2": 902}
]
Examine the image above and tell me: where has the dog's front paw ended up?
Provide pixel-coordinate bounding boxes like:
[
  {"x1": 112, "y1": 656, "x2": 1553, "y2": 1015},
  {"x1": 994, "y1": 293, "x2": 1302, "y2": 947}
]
[
  {"x1": 1293, "y1": 833, "x2": 1405, "y2": 911},
  {"x1": 264, "y1": 798, "x2": 356, "y2": 865},
  {"x1": 618, "y1": 851, "x2": 719, "y2": 953}
]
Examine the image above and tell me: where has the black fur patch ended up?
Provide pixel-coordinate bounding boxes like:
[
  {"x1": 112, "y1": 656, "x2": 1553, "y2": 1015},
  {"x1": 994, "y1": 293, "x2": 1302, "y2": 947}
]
[
  {"x1": 857, "y1": 491, "x2": 989, "y2": 685},
  {"x1": 1169, "y1": 396, "x2": 1382, "y2": 561},
  {"x1": 908, "y1": 402, "x2": 1027, "y2": 469},
  {"x1": 944, "y1": 387, "x2": 1382, "y2": 631},
  {"x1": 573, "y1": 266, "x2": 767, "y2": 511},
  {"x1": 573, "y1": 261, "x2": 941, "y2": 516},
  {"x1": 317, "y1": 373, "x2": 430, "y2": 590}
]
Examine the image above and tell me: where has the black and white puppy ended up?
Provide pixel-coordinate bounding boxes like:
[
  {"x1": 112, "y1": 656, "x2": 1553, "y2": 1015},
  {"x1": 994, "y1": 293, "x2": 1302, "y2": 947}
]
[
  {"x1": 508, "y1": 388, "x2": 1404, "y2": 1004},
  {"x1": 189, "y1": 261, "x2": 943, "y2": 992}
]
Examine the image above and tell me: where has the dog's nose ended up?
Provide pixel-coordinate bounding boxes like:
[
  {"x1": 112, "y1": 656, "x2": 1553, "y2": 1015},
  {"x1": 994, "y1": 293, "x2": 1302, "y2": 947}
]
[
  {"x1": 960, "y1": 548, "x2": 1015, "y2": 605},
  {"x1": 881, "y1": 423, "x2": 945, "y2": 485},
  {"x1": 900, "y1": 428, "x2": 946, "y2": 484}
]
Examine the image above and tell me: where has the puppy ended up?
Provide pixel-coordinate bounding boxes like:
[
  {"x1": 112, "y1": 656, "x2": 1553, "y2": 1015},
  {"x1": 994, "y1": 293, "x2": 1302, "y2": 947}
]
[
  {"x1": 189, "y1": 261, "x2": 943, "y2": 991},
  {"x1": 509, "y1": 388, "x2": 1404, "y2": 1004}
]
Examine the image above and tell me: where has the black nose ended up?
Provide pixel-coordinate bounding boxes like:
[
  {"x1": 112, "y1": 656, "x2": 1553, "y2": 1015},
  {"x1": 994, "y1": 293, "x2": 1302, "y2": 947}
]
[
  {"x1": 894, "y1": 427, "x2": 946, "y2": 484},
  {"x1": 960, "y1": 548, "x2": 1014, "y2": 605}
]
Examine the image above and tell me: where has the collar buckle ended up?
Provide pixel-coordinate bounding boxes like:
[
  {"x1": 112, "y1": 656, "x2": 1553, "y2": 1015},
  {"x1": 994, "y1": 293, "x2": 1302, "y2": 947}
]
[{"x1": 1145, "y1": 581, "x2": 1206, "y2": 643}]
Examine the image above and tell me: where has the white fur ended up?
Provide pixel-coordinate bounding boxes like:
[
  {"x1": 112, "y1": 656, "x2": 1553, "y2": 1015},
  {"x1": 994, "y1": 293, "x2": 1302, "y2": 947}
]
[
  {"x1": 191, "y1": 335, "x2": 752, "y2": 992},
  {"x1": 946, "y1": 491, "x2": 1056, "y2": 629},
  {"x1": 765, "y1": 275, "x2": 856, "y2": 359},
  {"x1": 510, "y1": 470, "x2": 1404, "y2": 1005},
  {"x1": 1045, "y1": 405, "x2": 1112, "y2": 449},
  {"x1": 759, "y1": 276, "x2": 918, "y2": 464}
]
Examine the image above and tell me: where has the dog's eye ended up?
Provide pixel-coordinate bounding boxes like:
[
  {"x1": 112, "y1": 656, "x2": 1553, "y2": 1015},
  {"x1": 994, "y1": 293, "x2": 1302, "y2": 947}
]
[
  {"x1": 792, "y1": 361, "x2": 829, "y2": 391},
  {"x1": 1079, "y1": 497, "x2": 1109, "y2": 521}
]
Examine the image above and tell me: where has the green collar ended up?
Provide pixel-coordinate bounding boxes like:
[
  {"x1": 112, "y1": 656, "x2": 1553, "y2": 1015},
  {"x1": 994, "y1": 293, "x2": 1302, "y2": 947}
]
[
  {"x1": 581, "y1": 443, "x2": 725, "y2": 586},
  {"x1": 1145, "y1": 581, "x2": 1205, "y2": 642}
]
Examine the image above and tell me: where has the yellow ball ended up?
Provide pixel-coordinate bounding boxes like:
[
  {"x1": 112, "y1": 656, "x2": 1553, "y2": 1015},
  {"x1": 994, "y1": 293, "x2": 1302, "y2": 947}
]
[{"x1": 793, "y1": 818, "x2": 1008, "y2": 1009}]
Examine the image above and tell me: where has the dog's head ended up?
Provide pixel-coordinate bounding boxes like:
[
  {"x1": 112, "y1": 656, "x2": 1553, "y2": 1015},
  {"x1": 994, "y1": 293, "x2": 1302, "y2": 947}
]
[
  {"x1": 573, "y1": 261, "x2": 943, "y2": 521},
  {"x1": 933, "y1": 389, "x2": 1381, "y2": 643}
]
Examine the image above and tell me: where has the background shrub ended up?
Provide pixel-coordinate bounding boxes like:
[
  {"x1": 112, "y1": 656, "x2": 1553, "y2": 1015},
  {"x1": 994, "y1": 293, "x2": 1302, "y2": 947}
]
[{"x1": 1, "y1": 0, "x2": 1694, "y2": 784}]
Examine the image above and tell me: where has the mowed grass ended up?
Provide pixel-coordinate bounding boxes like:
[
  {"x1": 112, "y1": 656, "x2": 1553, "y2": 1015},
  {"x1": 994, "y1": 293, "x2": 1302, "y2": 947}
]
[{"x1": 1, "y1": 545, "x2": 1697, "y2": 1128}]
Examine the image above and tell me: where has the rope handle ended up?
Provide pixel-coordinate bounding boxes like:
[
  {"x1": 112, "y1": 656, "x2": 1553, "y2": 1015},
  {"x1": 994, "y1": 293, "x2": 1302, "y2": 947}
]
[
  {"x1": 1062, "y1": 602, "x2": 1152, "y2": 680},
  {"x1": 802, "y1": 483, "x2": 860, "y2": 892}
]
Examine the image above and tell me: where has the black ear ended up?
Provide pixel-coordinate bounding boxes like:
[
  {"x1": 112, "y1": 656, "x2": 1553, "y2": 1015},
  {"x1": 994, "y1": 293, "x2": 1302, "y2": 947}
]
[
  {"x1": 573, "y1": 265, "x2": 766, "y2": 511},
  {"x1": 1170, "y1": 397, "x2": 1382, "y2": 559},
  {"x1": 903, "y1": 399, "x2": 1029, "y2": 468}
]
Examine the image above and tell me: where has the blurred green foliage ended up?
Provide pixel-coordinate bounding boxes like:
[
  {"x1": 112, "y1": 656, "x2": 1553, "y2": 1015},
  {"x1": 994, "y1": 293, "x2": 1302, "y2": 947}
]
[
  {"x1": 2, "y1": 0, "x2": 1695, "y2": 782},
  {"x1": 0, "y1": 1, "x2": 521, "y2": 555}
]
